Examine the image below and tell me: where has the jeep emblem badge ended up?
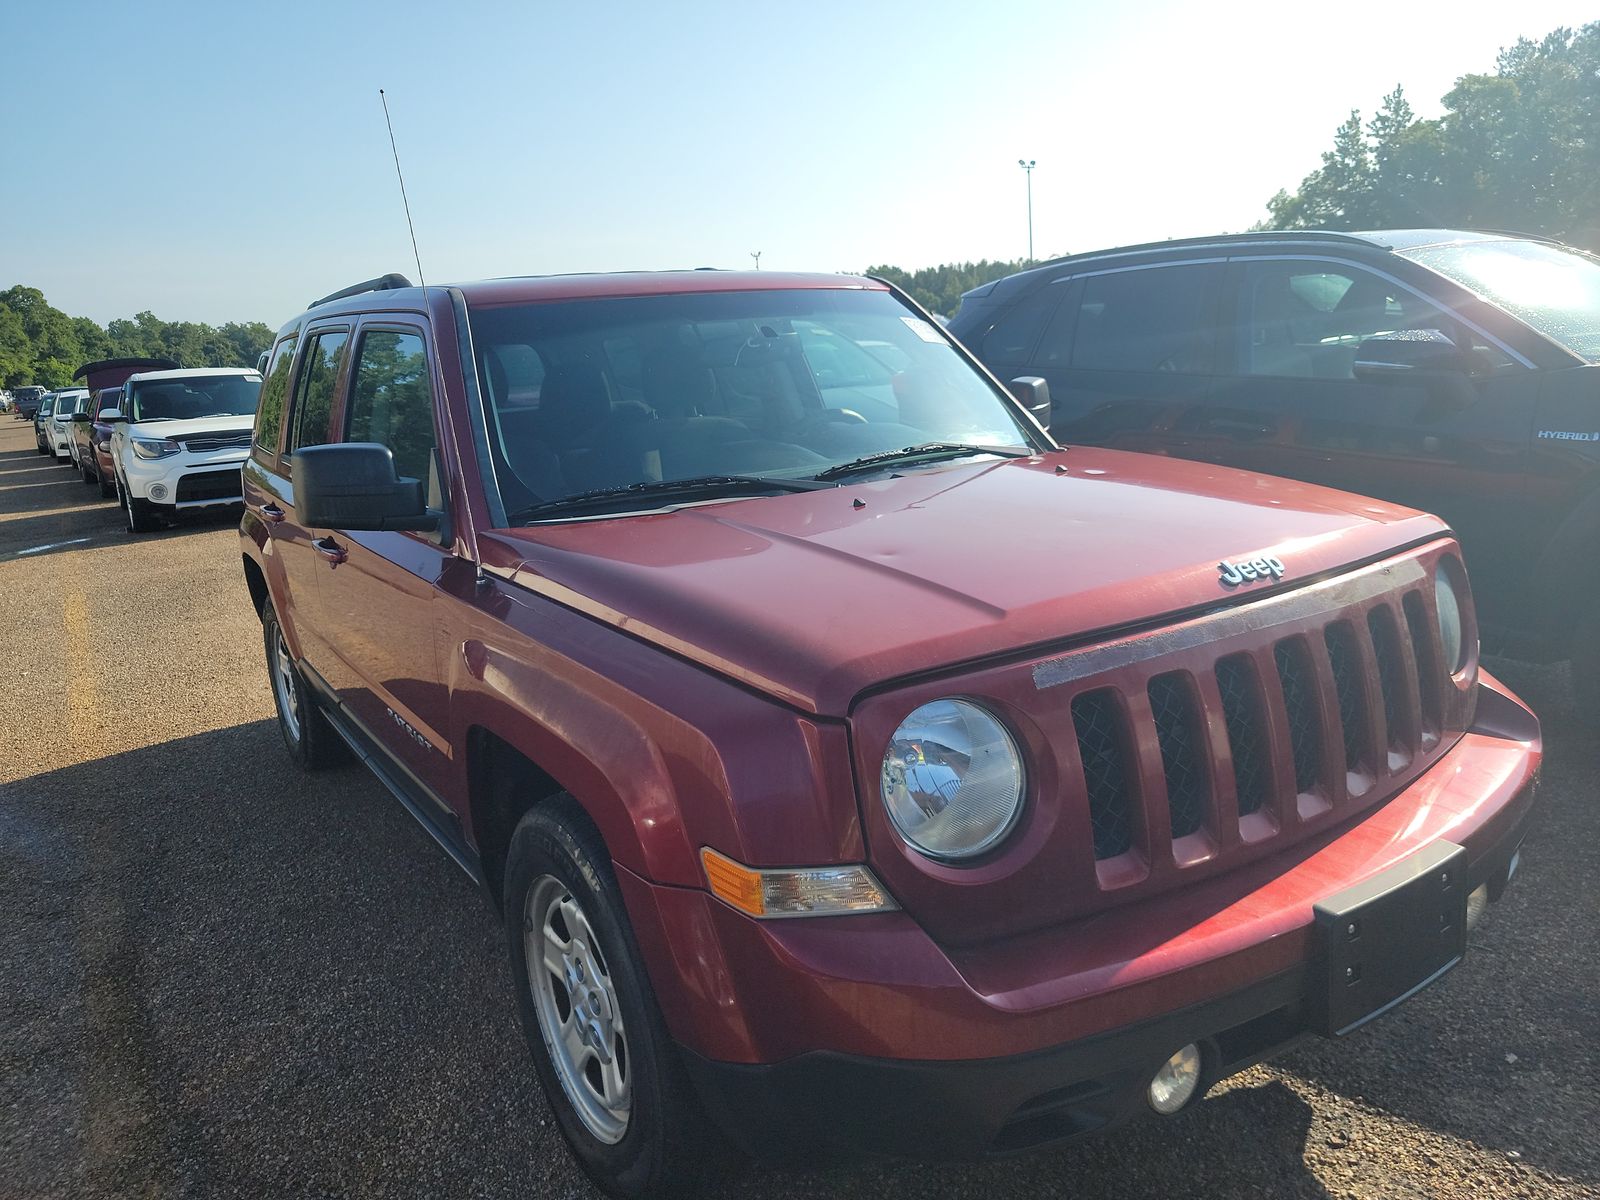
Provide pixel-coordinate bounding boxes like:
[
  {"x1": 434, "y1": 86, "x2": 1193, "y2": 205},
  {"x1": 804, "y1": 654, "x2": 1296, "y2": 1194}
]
[{"x1": 1218, "y1": 555, "x2": 1286, "y2": 588}]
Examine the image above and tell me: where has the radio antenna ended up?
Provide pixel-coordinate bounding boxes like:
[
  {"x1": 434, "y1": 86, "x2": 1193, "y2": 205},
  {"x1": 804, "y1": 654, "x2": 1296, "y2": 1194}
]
[{"x1": 379, "y1": 88, "x2": 426, "y2": 288}]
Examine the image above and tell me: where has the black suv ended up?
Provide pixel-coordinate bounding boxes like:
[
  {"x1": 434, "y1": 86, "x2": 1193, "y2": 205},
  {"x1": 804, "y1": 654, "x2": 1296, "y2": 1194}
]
[{"x1": 951, "y1": 229, "x2": 1600, "y2": 692}]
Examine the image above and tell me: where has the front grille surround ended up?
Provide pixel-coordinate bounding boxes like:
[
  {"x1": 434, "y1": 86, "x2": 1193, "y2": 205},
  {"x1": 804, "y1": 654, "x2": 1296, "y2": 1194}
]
[{"x1": 850, "y1": 540, "x2": 1479, "y2": 948}]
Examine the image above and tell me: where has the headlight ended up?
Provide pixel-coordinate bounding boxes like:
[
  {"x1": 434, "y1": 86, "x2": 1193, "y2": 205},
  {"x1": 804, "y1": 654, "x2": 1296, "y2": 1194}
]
[
  {"x1": 881, "y1": 698, "x2": 1024, "y2": 861},
  {"x1": 1435, "y1": 563, "x2": 1467, "y2": 674},
  {"x1": 131, "y1": 437, "x2": 181, "y2": 460}
]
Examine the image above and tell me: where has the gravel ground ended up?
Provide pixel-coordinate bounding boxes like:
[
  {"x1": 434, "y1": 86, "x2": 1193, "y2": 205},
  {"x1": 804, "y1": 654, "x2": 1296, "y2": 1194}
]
[{"x1": 0, "y1": 417, "x2": 1595, "y2": 1199}]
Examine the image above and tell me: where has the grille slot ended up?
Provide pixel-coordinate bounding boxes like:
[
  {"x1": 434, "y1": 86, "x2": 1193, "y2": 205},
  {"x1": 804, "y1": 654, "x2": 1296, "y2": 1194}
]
[
  {"x1": 1324, "y1": 622, "x2": 1370, "y2": 775},
  {"x1": 1368, "y1": 605, "x2": 1409, "y2": 753},
  {"x1": 1071, "y1": 690, "x2": 1134, "y2": 860},
  {"x1": 1215, "y1": 654, "x2": 1269, "y2": 816},
  {"x1": 1274, "y1": 639, "x2": 1322, "y2": 794},
  {"x1": 1147, "y1": 673, "x2": 1207, "y2": 839},
  {"x1": 1403, "y1": 591, "x2": 1443, "y2": 737}
]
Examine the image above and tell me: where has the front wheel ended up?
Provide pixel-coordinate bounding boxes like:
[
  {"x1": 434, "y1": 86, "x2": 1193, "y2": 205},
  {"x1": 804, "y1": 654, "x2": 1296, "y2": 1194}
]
[
  {"x1": 98, "y1": 467, "x2": 115, "y2": 499},
  {"x1": 123, "y1": 480, "x2": 162, "y2": 533},
  {"x1": 504, "y1": 798, "x2": 718, "y2": 1200}
]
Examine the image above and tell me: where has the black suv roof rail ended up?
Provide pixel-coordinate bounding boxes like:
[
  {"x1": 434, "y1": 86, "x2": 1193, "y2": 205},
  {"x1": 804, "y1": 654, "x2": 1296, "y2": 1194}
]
[
  {"x1": 1029, "y1": 229, "x2": 1381, "y2": 272},
  {"x1": 307, "y1": 273, "x2": 414, "y2": 310},
  {"x1": 1469, "y1": 228, "x2": 1564, "y2": 245}
]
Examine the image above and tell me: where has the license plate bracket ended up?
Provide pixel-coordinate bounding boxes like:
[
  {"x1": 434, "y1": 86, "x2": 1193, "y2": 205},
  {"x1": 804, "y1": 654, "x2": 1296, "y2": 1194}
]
[{"x1": 1312, "y1": 841, "x2": 1468, "y2": 1037}]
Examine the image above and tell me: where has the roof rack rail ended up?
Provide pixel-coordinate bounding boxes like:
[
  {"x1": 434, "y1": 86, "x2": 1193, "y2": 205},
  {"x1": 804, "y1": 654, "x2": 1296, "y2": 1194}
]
[
  {"x1": 307, "y1": 272, "x2": 414, "y2": 310},
  {"x1": 1026, "y1": 228, "x2": 1379, "y2": 272},
  {"x1": 1470, "y1": 228, "x2": 1564, "y2": 245}
]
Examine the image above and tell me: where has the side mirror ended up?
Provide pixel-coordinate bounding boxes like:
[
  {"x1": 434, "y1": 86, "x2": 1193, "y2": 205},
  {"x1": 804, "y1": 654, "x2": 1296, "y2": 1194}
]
[
  {"x1": 1353, "y1": 330, "x2": 1471, "y2": 383},
  {"x1": 70, "y1": 413, "x2": 91, "y2": 423},
  {"x1": 1008, "y1": 376, "x2": 1052, "y2": 432},
  {"x1": 292, "y1": 442, "x2": 439, "y2": 532},
  {"x1": 98, "y1": 409, "x2": 121, "y2": 421}
]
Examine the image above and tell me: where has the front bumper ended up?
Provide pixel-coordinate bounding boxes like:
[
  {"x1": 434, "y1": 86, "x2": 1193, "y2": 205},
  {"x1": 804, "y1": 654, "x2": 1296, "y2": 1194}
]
[
  {"x1": 120, "y1": 448, "x2": 247, "y2": 508},
  {"x1": 619, "y1": 674, "x2": 1539, "y2": 1163},
  {"x1": 50, "y1": 424, "x2": 72, "y2": 455}
]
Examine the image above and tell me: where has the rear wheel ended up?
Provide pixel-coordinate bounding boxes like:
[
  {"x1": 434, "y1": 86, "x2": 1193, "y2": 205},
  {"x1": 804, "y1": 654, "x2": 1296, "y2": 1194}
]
[
  {"x1": 505, "y1": 798, "x2": 718, "y2": 1199},
  {"x1": 261, "y1": 599, "x2": 346, "y2": 769}
]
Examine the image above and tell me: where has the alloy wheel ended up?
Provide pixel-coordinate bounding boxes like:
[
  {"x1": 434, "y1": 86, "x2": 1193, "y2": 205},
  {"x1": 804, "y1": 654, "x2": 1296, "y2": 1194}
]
[{"x1": 525, "y1": 875, "x2": 631, "y2": 1144}]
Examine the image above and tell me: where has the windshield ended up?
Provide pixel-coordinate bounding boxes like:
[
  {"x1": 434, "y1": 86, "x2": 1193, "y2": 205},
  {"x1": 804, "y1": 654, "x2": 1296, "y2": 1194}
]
[
  {"x1": 1404, "y1": 239, "x2": 1600, "y2": 360},
  {"x1": 467, "y1": 287, "x2": 1037, "y2": 521},
  {"x1": 38, "y1": 397, "x2": 55, "y2": 416},
  {"x1": 129, "y1": 374, "x2": 261, "y2": 423}
]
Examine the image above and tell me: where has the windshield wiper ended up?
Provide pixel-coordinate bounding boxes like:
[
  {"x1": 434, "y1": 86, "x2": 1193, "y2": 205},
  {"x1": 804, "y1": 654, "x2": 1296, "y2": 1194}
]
[
  {"x1": 811, "y1": 442, "x2": 1030, "y2": 482},
  {"x1": 509, "y1": 474, "x2": 832, "y2": 523}
]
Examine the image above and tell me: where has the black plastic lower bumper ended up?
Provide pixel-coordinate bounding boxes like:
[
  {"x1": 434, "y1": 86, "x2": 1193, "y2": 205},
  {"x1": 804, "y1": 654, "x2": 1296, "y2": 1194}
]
[{"x1": 680, "y1": 800, "x2": 1533, "y2": 1165}]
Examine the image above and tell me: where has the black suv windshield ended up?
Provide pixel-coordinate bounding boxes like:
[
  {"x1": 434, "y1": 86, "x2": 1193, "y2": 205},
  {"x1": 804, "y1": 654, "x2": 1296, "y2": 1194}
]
[
  {"x1": 1405, "y1": 239, "x2": 1600, "y2": 361},
  {"x1": 468, "y1": 287, "x2": 1039, "y2": 521},
  {"x1": 129, "y1": 375, "x2": 261, "y2": 423}
]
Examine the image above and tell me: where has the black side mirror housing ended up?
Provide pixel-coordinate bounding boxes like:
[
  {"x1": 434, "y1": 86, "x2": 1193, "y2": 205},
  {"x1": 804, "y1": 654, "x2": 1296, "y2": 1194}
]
[
  {"x1": 1008, "y1": 376, "x2": 1052, "y2": 432},
  {"x1": 1353, "y1": 330, "x2": 1472, "y2": 382},
  {"x1": 292, "y1": 442, "x2": 439, "y2": 532},
  {"x1": 70, "y1": 413, "x2": 91, "y2": 423}
]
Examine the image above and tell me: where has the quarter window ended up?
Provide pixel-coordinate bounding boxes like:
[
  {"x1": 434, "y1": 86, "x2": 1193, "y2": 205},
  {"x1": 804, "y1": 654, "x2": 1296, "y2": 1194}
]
[
  {"x1": 1069, "y1": 264, "x2": 1220, "y2": 374},
  {"x1": 289, "y1": 331, "x2": 350, "y2": 451},
  {"x1": 347, "y1": 329, "x2": 436, "y2": 486},
  {"x1": 254, "y1": 334, "x2": 298, "y2": 455}
]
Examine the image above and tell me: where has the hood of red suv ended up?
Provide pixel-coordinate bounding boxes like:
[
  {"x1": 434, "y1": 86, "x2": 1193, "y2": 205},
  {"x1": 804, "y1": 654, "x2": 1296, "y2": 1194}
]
[{"x1": 485, "y1": 448, "x2": 1447, "y2": 715}]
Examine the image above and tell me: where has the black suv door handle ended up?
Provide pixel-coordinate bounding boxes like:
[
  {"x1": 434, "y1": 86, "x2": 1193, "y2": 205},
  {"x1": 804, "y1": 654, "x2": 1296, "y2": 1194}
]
[
  {"x1": 312, "y1": 535, "x2": 347, "y2": 566},
  {"x1": 258, "y1": 503, "x2": 285, "y2": 523}
]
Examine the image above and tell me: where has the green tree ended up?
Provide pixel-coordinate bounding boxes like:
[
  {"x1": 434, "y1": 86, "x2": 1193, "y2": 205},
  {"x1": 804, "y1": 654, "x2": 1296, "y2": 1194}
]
[
  {"x1": 1257, "y1": 22, "x2": 1600, "y2": 249},
  {"x1": 864, "y1": 259, "x2": 1045, "y2": 318}
]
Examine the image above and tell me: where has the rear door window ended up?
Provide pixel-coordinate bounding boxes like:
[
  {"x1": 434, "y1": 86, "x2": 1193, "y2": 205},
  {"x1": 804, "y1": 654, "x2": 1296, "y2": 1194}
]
[
  {"x1": 254, "y1": 335, "x2": 298, "y2": 457},
  {"x1": 1068, "y1": 264, "x2": 1221, "y2": 374}
]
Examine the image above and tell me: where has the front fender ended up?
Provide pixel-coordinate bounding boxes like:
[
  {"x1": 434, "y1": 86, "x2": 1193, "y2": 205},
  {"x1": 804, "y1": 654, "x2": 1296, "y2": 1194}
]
[{"x1": 446, "y1": 580, "x2": 864, "y2": 888}]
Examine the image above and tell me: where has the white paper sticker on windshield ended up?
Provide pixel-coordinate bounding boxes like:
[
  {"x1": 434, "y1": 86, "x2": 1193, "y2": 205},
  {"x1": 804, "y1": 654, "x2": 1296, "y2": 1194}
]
[{"x1": 900, "y1": 316, "x2": 944, "y2": 343}]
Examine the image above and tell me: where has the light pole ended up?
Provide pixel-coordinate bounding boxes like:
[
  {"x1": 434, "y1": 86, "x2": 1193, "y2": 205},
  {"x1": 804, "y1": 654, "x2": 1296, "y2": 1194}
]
[
  {"x1": 1018, "y1": 159, "x2": 1036, "y2": 261},
  {"x1": 750, "y1": 251, "x2": 762, "y2": 270}
]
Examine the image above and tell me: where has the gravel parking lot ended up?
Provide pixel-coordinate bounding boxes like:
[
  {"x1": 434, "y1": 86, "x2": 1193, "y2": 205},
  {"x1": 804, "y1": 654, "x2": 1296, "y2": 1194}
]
[{"x1": 2, "y1": 416, "x2": 1595, "y2": 1200}]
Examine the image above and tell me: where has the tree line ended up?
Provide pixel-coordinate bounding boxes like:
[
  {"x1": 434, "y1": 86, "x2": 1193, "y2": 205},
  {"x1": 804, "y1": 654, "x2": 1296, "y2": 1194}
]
[
  {"x1": 1260, "y1": 23, "x2": 1600, "y2": 248},
  {"x1": 0, "y1": 285, "x2": 274, "y2": 390},
  {"x1": 865, "y1": 259, "x2": 1045, "y2": 319}
]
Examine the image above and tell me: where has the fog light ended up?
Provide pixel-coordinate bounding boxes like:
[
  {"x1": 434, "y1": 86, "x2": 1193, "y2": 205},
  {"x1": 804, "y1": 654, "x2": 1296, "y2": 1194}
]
[
  {"x1": 1466, "y1": 882, "x2": 1490, "y2": 932},
  {"x1": 148, "y1": 484, "x2": 168, "y2": 501},
  {"x1": 1148, "y1": 1043, "x2": 1202, "y2": 1115}
]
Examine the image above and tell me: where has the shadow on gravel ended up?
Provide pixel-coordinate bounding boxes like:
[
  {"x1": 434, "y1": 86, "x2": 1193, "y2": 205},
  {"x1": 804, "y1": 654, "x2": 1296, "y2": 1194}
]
[
  {"x1": 2, "y1": 721, "x2": 1340, "y2": 1200},
  {"x1": 1275, "y1": 660, "x2": 1600, "y2": 1188}
]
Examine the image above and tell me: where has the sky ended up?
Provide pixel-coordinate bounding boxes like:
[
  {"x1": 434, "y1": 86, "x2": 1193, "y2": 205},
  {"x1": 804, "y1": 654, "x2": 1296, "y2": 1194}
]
[{"x1": 3, "y1": 0, "x2": 1595, "y2": 327}]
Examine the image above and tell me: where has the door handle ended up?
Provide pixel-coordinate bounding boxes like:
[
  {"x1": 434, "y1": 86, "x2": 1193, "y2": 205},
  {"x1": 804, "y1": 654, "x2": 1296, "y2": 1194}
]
[
  {"x1": 258, "y1": 503, "x2": 285, "y2": 523},
  {"x1": 312, "y1": 535, "x2": 347, "y2": 565}
]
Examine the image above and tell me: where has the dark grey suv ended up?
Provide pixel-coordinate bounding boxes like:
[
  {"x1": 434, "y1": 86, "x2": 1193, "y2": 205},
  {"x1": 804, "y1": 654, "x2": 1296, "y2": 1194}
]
[{"x1": 950, "y1": 229, "x2": 1600, "y2": 694}]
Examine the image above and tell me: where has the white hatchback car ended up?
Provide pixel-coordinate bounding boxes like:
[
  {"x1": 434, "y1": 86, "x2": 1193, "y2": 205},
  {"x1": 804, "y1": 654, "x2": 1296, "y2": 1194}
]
[
  {"x1": 49, "y1": 389, "x2": 90, "y2": 459},
  {"x1": 109, "y1": 367, "x2": 262, "y2": 533}
]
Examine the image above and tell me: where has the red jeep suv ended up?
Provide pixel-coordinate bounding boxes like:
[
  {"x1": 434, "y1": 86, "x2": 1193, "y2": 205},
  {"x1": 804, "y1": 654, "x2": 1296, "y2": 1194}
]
[{"x1": 240, "y1": 270, "x2": 1540, "y2": 1199}]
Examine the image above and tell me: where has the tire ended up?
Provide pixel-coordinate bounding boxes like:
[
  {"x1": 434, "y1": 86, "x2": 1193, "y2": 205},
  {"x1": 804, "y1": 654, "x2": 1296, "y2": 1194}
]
[
  {"x1": 261, "y1": 599, "x2": 347, "y2": 769},
  {"x1": 504, "y1": 798, "x2": 717, "y2": 1200},
  {"x1": 122, "y1": 479, "x2": 162, "y2": 533},
  {"x1": 35, "y1": 441, "x2": 48, "y2": 455},
  {"x1": 80, "y1": 458, "x2": 96, "y2": 485},
  {"x1": 98, "y1": 467, "x2": 115, "y2": 499}
]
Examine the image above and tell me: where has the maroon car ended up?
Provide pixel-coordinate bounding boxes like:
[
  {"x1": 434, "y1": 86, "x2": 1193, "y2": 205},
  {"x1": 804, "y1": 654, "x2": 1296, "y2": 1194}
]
[
  {"x1": 69, "y1": 387, "x2": 123, "y2": 496},
  {"x1": 241, "y1": 270, "x2": 1539, "y2": 1199}
]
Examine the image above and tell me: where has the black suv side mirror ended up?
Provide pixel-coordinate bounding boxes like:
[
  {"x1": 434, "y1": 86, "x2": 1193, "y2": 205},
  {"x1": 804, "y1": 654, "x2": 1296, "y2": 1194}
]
[
  {"x1": 70, "y1": 413, "x2": 92, "y2": 423},
  {"x1": 1009, "y1": 376, "x2": 1052, "y2": 432},
  {"x1": 1352, "y1": 330, "x2": 1472, "y2": 382},
  {"x1": 292, "y1": 443, "x2": 439, "y2": 532}
]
